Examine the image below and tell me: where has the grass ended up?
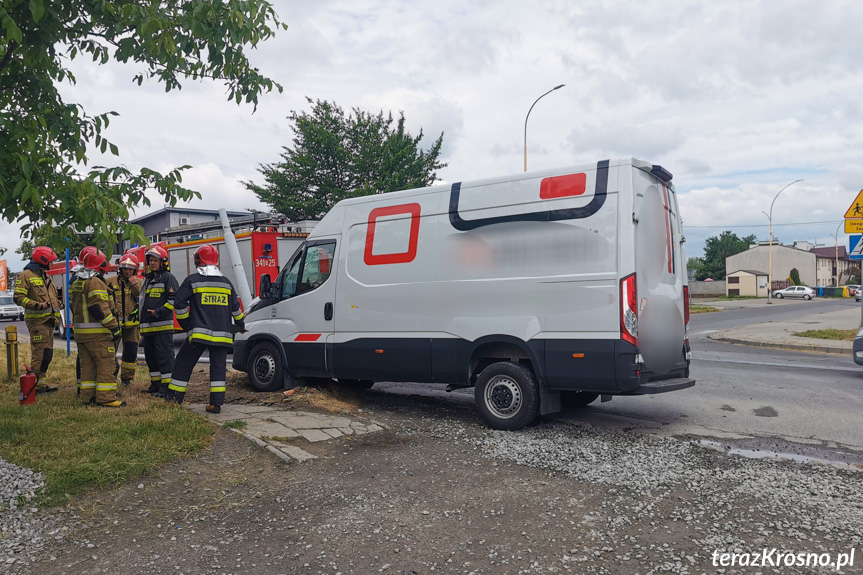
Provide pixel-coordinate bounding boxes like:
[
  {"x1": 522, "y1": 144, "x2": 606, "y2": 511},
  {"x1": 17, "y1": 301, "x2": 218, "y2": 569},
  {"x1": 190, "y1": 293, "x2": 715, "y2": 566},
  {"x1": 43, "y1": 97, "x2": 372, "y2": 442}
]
[
  {"x1": 222, "y1": 419, "x2": 247, "y2": 430},
  {"x1": 0, "y1": 342, "x2": 215, "y2": 507},
  {"x1": 690, "y1": 305, "x2": 721, "y2": 313},
  {"x1": 792, "y1": 329, "x2": 857, "y2": 341}
]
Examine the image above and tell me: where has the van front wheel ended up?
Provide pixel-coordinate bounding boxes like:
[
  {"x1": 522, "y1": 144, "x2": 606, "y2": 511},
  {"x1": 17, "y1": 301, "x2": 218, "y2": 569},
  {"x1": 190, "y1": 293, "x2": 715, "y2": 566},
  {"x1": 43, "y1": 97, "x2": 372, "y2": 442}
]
[
  {"x1": 475, "y1": 362, "x2": 540, "y2": 431},
  {"x1": 247, "y1": 341, "x2": 285, "y2": 392}
]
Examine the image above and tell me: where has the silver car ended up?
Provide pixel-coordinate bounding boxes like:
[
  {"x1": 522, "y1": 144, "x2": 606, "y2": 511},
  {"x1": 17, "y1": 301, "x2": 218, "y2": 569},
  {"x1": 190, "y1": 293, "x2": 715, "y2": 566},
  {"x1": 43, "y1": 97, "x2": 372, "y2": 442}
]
[
  {"x1": 0, "y1": 295, "x2": 25, "y2": 321},
  {"x1": 772, "y1": 286, "x2": 815, "y2": 300}
]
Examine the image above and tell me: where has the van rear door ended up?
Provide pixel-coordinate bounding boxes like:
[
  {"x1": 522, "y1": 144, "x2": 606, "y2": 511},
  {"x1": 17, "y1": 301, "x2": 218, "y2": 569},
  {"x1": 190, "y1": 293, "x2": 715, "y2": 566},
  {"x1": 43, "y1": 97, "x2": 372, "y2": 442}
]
[{"x1": 632, "y1": 166, "x2": 687, "y2": 377}]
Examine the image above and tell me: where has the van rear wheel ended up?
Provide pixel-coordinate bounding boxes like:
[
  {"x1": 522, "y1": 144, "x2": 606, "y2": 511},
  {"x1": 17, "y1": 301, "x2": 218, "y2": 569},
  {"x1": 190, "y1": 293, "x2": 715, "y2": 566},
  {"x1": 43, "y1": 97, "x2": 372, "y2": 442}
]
[
  {"x1": 247, "y1": 341, "x2": 285, "y2": 392},
  {"x1": 475, "y1": 362, "x2": 540, "y2": 430}
]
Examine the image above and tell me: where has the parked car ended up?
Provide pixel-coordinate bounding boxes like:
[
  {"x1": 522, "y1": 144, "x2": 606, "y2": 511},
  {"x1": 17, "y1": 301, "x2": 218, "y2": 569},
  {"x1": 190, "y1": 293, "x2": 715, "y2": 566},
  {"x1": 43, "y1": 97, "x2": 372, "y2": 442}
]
[
  {"x1": 0, "y1": 295, "x2": 25, "y2": 321},
  {"x1": 772, "y1": 286, "x2": 815, "y2": 300},
  {"x1": 844, "y1": 284, "x2": 861, "y2": 296},
  {"x1": 857, "y1": 291, "x2": 861, "y2": 303},
  {"x1": 854, "y1": 327, "x2": 863, "y2": 365}
]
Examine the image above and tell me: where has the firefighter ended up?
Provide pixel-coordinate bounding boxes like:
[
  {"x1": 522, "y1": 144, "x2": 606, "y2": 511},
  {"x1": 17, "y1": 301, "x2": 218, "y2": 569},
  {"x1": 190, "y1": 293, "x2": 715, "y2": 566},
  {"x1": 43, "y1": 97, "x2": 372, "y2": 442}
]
[
  {"x1": 70, "y1": 246, "x2": 99, "y2": 395},
  {"x1": 139, "y1": 245, "x2": 179, "y2": 397},
  {"x1": 168, "y1": 244, "x2": 244, "y2": 414},
  {"x1": 109, "y1": 252, "x2": 143, "y2": 386},
  {"x1": 13, "y1": 246, "x2": 62, "y2": 393},
  {"x1": 72, "y1": 248, "x2": 125, "y2": 407}
]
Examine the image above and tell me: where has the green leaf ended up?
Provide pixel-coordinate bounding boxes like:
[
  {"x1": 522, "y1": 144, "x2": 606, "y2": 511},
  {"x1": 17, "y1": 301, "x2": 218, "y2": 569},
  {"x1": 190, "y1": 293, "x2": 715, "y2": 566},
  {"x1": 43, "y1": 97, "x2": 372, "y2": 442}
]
[{"x1": 29, "y1": 0, "x2": 45, "y2": 22}]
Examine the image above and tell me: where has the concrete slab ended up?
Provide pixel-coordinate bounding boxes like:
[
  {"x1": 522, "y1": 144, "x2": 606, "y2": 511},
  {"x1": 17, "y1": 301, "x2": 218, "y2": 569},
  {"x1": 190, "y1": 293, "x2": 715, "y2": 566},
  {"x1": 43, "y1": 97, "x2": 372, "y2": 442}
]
[
  {"x1": 244, "y1": 420, "x2": 301, "y2": 440},
  {"x1": 298, "y1": 429, "x2": 332, "y2": 443}
]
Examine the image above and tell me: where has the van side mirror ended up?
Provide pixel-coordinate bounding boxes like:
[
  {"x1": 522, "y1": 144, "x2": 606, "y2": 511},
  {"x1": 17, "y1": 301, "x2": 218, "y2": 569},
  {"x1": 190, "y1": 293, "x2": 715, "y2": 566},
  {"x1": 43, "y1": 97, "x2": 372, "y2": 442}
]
[{"x1": 259, "y1": 274, "x2": 272, "y2": 300}]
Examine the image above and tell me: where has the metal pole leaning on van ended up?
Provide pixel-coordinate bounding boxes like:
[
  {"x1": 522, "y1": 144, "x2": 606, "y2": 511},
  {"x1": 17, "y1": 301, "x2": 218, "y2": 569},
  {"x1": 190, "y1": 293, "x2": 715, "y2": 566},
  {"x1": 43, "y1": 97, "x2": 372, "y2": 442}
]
[{"x1": 219, "y1": 208, "x2": 253, "y2": 305}]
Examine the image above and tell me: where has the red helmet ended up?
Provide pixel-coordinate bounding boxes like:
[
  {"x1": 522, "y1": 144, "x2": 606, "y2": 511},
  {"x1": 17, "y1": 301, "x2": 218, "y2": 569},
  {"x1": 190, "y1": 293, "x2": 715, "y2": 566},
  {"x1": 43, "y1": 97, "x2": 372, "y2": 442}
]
[
  {"x1": 194, "y1": 244, "x2": 219, "y2": 267},
  {"x1": 145, "y1": 245, "x2": 169, "y2": 263},
  {"x1": 118, "y1": 253, "x2": 139, "y2": 270},
  {"x1": 82, "y1": 249, "x2": 108, "y2": 273},
  {"x1": 31, "y1": 246, "x2": 59, "y2": 266},
  {"x1": 78, "y1": 246, "x2": 98, "y2": 263}
]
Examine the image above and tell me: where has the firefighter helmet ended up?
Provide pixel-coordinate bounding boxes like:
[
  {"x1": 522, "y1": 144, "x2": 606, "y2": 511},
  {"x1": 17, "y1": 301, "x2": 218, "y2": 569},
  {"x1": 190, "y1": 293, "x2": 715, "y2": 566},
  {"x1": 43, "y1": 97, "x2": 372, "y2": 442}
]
[
  {"x1": 31, "y1": 246, "x2": 59, "y2": 266},
  {"x1": 82, "y1": 248, "x2": 108, "y2": 273},
  {"x1": 78, "y1": 246, "x2": 98, "y2": 263},
  {"x1": 145, "y1": 245, "x2": 168, "y2": 262},
  {"x1": 118, "y1": 253, "x2": 139, "y2": 270},
  {"x1": 193, "y1": 244, "x2": 219, "y2": 267}
]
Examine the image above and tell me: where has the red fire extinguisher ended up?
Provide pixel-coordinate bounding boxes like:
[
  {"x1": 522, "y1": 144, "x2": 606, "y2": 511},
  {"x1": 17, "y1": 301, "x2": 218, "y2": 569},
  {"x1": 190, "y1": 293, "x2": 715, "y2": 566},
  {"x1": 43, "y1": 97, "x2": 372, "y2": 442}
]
[{"x1": 20, "y1": 364, "x2": 37, "y2": 406}]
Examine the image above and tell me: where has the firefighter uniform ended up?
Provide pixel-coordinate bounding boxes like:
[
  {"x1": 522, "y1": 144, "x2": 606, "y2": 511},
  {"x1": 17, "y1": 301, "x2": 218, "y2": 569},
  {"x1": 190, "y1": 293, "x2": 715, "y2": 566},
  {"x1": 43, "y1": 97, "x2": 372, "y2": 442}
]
[
  {"x1": 108, "y1": 273, "x2": 143, "y2": 383},
  {"x1": 14, "y1": 262, "x2": 62, "y2": 387},
  {"x1": 140, "y1": 267, "x2": 179, "y2": 395},
  {"x1": 168, "y1": 272, "x2": 244, "y2": 409},
  {"x1": 73, "y1": 274, "x2": 122, "y2": 405},
  {"x1": 69, "y1": 271, "x2": 87, "y2": 395}
]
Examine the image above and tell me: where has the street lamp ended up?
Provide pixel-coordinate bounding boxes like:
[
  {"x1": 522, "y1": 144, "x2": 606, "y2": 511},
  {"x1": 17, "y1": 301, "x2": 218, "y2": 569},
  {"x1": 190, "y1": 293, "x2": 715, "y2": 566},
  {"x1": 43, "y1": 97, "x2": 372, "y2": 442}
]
[
  {"x1": 524, "y1": 84, "x2": 565, "y2": 172},
  {"x1": 832, "y1": 220, "x2": 843, "y2": 287},
  {"x1": 766, "y1": 179, "x2": 803, "y2": 304}
]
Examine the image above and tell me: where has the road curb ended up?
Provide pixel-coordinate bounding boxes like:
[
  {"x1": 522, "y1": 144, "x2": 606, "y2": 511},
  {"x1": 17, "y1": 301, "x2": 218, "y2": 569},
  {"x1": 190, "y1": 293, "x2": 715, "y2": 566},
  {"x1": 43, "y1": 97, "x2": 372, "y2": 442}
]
[{"x1": 708, "y1": 335, "x2": 850, "y2": 356}]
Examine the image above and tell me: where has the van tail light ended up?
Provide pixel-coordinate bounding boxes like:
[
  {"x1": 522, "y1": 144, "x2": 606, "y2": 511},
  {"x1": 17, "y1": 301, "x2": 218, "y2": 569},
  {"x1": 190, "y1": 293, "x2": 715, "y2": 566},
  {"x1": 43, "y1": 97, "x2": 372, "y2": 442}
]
[
  {"x1": 683, "y1": 285, "x2": 690, "y2": 326},
  {"x1": 620, "y1": 273, "x2": 638, "y2": 346}
]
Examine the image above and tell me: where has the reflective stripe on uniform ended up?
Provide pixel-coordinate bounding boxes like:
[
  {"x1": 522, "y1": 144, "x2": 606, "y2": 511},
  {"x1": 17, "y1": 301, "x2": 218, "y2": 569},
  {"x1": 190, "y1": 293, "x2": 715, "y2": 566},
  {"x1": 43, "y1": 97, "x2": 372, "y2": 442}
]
[
  {"x1": 210, "y1": 381, "x2": 226, "y2": 393},
  {"x1": 168, "y1": 379, "x2": 188, "y2": 392}
]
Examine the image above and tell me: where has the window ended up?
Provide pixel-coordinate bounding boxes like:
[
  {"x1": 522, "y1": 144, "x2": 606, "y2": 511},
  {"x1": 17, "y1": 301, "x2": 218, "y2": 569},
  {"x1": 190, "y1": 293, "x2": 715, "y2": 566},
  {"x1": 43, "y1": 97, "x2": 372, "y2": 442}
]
[
  {"x1": 278, "y1": 241, "x2": 336, "y2": 299},
  {"x1": 728, "y1": 276, "x2": 739, "y2": 284},
  {"x1": 729, "y1": 289, "x2": 739, "y2": 296}
]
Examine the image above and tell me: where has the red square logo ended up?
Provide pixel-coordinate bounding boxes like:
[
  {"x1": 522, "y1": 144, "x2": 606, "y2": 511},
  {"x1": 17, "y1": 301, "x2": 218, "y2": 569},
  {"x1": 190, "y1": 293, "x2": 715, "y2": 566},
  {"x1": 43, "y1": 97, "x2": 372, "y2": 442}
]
[{"x1": 364, "y1": 203, "x2": 421, "y2": 265}]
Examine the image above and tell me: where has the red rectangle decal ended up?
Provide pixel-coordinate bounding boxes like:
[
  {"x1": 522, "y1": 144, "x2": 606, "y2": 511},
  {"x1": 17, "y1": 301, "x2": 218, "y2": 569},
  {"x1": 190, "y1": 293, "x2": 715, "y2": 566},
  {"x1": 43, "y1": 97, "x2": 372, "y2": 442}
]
[
  {"x1": 539, "y1": 173, "x2": 586, "y2": 199},
  {"x1": 364, "y1": 203, "x2": 421, "y2": 266},
  {"x1": 294, "y1": 333, "x2": 321, "y2": 342}
]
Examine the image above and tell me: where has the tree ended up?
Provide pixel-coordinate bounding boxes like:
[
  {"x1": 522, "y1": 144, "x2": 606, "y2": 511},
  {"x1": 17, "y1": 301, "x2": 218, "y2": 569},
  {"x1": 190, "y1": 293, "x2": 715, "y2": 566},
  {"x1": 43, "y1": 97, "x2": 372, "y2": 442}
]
[
  {"x1": 245, "y1": 98, "x2": 446, "y2": 221},
  {"x1": 1, "y1": 0, "x2": 287, "y2": 253},
  {"x1": 686, "y1": 256, "x2": 703, "y2": 278},
  {"x1": 696, "y1": 231, "x2": 757, "y2": 281},
  {"x1": 789, "y1": 268, "x2": 801, "y2": 286}
]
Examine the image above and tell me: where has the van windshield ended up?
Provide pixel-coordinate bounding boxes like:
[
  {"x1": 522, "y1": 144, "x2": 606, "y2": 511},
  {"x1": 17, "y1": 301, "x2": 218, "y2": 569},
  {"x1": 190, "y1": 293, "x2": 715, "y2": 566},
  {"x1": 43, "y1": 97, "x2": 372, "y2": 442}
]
[{"x1": 0, "y1": 296, "x2": 14, "y2": 305}]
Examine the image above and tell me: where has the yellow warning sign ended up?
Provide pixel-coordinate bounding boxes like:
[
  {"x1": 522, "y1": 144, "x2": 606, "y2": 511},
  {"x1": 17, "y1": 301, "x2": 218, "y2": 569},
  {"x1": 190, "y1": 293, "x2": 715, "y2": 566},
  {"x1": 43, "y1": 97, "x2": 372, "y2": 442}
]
[
  {"x1": 845, "y1": 220, "x2": 863, "y2": 233},
  {"x1": 844, "y1": 189, "x2": 863, "y2": 218}
]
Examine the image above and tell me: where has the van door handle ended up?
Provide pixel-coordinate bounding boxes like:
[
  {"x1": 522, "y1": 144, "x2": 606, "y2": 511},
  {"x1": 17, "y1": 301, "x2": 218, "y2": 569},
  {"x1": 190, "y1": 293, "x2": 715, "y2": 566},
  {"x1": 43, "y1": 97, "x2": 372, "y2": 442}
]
[{"x1": 324, "y1": 302, "x2": 333, "y2": 321}]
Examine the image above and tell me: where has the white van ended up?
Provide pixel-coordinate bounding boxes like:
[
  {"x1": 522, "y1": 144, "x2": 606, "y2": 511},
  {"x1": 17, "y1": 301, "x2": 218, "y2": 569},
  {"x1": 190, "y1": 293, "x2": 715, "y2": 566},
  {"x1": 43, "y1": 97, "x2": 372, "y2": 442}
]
[{"x1": 233, "y1": 158, "x2": 694, "y2": 429}]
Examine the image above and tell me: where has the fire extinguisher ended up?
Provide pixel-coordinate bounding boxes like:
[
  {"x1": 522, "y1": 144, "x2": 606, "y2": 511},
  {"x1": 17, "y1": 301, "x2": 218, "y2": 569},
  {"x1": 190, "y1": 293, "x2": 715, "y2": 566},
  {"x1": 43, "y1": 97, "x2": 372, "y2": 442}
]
[{"x1": 20, "y1": 364, "x2": 37, "y2": 406}]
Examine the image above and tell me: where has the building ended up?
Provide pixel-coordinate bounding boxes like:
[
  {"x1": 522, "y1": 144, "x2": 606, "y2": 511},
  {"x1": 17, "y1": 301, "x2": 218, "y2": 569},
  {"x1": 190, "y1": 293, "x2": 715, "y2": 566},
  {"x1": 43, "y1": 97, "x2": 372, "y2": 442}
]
[
  {"x1": 726, "y1": 244, "x2": 815, "y2": 288},
  {"x1": 809, "y1": 246, "x2": 858, "y2": 287},
  {"x1": 725, "y1": 242, "x2": 859, "y2": 289},
  {"x1": 725, "y1": 270, "x2": 768, "y2": 297}
]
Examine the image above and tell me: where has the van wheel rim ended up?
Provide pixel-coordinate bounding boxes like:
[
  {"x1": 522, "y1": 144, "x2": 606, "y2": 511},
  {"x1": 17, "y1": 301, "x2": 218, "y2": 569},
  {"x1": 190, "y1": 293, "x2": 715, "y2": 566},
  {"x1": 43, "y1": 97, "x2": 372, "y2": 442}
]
[
  {"x1": 485, "y1": 375, "x2": 522, "y2": 419},
  {"x1": 254, "y1": 354, "x2": 276, "y2": 384}
]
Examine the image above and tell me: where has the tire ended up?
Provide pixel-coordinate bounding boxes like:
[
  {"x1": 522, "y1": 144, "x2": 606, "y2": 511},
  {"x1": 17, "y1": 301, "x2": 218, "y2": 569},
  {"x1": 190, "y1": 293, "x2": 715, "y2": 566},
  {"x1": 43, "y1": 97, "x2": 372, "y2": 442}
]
[
  {"x1": 474, "y1": 362, "x2": 540, "y2": 431},
  {"x1": 774, "y1": 293, "x2": 783, "y2": 299},
  {"x1": 247, "y1": 341, "x2": 285, "y2": 392},
  {"x1": 57, "y1": 321, "x2": 66, "y2": 339},
  {"x1": 560, "y1": 391, "x2": 599, "y2": 407},
  {"x1": 803, "y1": 294, "x2": 811, "y2": 300}
]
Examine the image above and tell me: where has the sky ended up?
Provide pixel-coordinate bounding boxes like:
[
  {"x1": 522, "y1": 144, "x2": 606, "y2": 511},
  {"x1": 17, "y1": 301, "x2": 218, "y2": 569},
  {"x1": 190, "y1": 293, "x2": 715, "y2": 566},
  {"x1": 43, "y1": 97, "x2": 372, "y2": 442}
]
[{"x1": 3, "y1": 0, "x2": 863, "y2": 271}]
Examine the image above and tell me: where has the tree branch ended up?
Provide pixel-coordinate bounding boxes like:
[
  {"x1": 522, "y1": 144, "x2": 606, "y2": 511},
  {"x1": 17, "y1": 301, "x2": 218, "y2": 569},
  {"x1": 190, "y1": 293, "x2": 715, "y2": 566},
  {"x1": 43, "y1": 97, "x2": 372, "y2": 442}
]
[{"x1": 0, "y1": 40, "x2": 19, "y2": 75}]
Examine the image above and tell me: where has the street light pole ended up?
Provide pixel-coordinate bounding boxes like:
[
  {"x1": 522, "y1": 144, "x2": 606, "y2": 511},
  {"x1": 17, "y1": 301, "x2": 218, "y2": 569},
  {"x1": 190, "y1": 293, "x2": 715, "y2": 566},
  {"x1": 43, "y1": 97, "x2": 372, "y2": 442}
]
[
  {"x1": 766, "y1": 179, "x2": 803, "y2": 304},
  {"x1": 833, "y1": 220, "x2": 842, "y2": 287},
  {"x1": 524, "y1": 84, "x2": 565, "y2": 172}
]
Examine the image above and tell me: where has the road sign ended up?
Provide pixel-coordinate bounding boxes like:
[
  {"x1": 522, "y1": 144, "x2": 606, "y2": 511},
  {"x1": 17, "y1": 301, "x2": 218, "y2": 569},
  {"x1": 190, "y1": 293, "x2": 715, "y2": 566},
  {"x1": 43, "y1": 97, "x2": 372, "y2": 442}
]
[
  {"x1": 850, "y1": 235, "x2": 863, "y2": 260},
  {"x1": 844, "y1": 189, "x2": 863, "y2": 218},
  {"x1": 845, "y1": 220, "x2": 863, "y2": 233}
]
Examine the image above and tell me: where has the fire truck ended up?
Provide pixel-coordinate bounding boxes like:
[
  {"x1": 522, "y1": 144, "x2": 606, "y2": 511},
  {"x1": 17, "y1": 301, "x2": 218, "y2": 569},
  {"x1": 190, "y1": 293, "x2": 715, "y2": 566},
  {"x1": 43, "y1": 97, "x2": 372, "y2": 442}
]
[{"x1": 48, "y1": 213, "x2": 317, "y2": 335}]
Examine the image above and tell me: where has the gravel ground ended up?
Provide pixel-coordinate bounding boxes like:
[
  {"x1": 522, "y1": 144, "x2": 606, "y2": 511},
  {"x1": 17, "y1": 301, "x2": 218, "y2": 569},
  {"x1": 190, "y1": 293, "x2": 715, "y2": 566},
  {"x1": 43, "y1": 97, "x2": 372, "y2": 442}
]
[{"x1": 3, "y1": 390, "x2": 862, "y2": 574}]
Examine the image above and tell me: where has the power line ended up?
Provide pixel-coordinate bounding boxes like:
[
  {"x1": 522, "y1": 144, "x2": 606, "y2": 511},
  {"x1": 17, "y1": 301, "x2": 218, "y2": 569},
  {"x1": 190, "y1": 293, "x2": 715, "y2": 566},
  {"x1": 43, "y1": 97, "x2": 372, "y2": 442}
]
[{"x1": 684, "y1": 220, "x2": 841, "y2": 229}]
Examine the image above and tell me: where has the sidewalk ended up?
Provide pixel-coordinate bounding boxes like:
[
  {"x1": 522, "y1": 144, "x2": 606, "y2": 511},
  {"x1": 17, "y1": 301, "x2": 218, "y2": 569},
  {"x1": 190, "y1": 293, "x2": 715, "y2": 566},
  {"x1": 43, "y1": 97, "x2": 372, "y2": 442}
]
[{"x1": 699, "y1": 298, "x2": 858, "y2": 355}]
